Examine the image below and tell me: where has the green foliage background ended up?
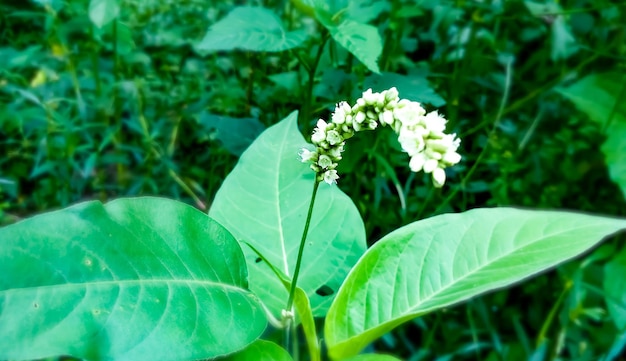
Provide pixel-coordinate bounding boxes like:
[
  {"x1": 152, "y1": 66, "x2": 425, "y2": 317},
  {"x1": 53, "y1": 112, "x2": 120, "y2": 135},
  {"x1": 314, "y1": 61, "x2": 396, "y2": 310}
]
[{"x1": 1, "y1": 0, "x2": 626, "y2": 359}]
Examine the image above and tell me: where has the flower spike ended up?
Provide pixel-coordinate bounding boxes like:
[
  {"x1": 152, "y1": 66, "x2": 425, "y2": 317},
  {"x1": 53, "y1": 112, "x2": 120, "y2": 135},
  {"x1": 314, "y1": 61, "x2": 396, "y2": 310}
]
[{"x1": 300, "y1": 87, "x2": 462, "y2": 187}]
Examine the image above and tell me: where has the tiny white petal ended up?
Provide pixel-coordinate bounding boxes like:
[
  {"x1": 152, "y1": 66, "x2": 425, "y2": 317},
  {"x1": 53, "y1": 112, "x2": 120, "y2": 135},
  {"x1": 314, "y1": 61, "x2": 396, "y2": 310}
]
[
  {"x1": 424, "y1": 147, "x2": 442, "y2": 160},
  {"x1": 355, "y1": 111, "x2": 366, "y2": 124},
  {"x1": 316, "y1": 118, "x2": 328, "y2": 130},
  {"x1": 299, "y1": 148, "x2": 315, "y2": 162},
  {"x1": 323, "y1": 170, "x2": 339, "y2": 185},
  {"x1": 326, "y1": 130, "x2": 343, "y2": 145},
  {"x1": 409, "y1": 153, "x2": 427, "y2": 172},
  {"x1": 385, "y1": 87, "x2": 399, "y2": 102},
  {"x1": 382, "y1": 110, "x2": 394, "y2": 125},
  {"x1": 443, "y1": 151, "x2": 462, "y2": 165},
  {"x1": 423, "y1": 159, "x2": 439, "y2": 173},
  {"x1": 423, "y1": 111, "x2": 447, "y2": 133},
  {"x1": 318, "y1": 155, "x2": 333, "y2": 169}
]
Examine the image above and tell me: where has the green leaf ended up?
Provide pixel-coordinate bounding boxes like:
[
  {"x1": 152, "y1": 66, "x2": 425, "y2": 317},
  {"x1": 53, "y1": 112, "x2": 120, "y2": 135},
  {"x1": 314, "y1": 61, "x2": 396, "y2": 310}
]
[
  {"x1": 557, "y1": 73, "x2": 626, "y2": 199},
  {"x1": 0, "y1": 198, "x2": 266, "y2": 361},
  {"x1": 524, "y1": 1, "x2": 579, "y2": 61},
  {"x1": 605, "y1": 247, "x2": 626, "y2": 330},
  {"x1": 222, "y1": 340, "x2": 293, "y2": 361},
  {"x1": 89, "y1": 0, "x2": 120, "y2": 28},
  {"x1": 556, "y1": 73, "x2": 626, "y2": 127},
  {"x1": 343, "y1": 355, "x2": 403, "y2": 361},
  {"x1": 550, "y1": 16, "x2": 579, "y2": 61},
  {"x1": 209, "y1": 111, "x2": 366, "y2": 319},
  {"x1": 344, "y1": 0, "x2": 389, "y2": 23},
  {"x1": 316, "y1": 9, "x2": 382, "y2": 73},
  {"x1": 325, "y1": 208, "x2": 626, "y2": 359},
  {"x1": 195, "y1": 6, "x2": 307, "y2": 53},
  {"x1": 198, "y1": 112, "x2": 266, "y2": 156},
  {"x1": 363, "y1": 72, "x2": 445, "y2": 107},
  {"x1": 602, "y1": 122, "x2": 626, "y2": 201}
]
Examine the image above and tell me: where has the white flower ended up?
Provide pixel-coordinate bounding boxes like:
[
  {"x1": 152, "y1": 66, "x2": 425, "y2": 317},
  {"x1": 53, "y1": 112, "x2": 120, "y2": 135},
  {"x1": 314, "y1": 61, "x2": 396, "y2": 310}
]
[
  {"x1": 299, "y1": 148, "x2": 316, "y2": 162},
  {"x1": 384, "y1": 87, "x2": 399, "y2": 102},
  {"x1": 318, "y1": 155, "x2": 333, "y2": 169},
  {"x1": 323, "y1": 170, "x2": 339, "y2": 184},
  {"x1": 409, "y1": 153, "x2": 427, "y2": 172},
  {"x1": 442, "y1": 150, "x2": 461, "y2": 165},
  {"x1": 423, "y1": 159, "x2": 439, "y2": 173},
  {"x1": 432, "y1": 168, "x2": 446, "y2": 188},
  {"x1": 300, "y1": 87, "x2": 461, "y2": 187},
  {"x1": 311, "y1": 119, "x2": 328, "y2": 143},
  {"x1": 426, "y1": 138, "x2": 451, "y2": 153},
  {"x1": 326, "y1": 130, "x2": 343, "y2": 145},
  {"x1": 381, "y1": 110, "x2": 394, "y2": 125},
  {"x1": 332, "y1": 101, "x2": 351, "y2": 124},
  {"x1": 354, "y1": 111, "x2": 366, "y2": 124},
  {"x1": 423, "y1": 111, "x2": 447, "y2": 133},
  {"x1": 398, "y1": 131, "x2": 425, "y2": 156},
  {"x1": 328, "y1": 143, "x2": 344, "y2": 159},
  {"x1": 362, "y1": 88, "x2": 377, "y2": 105},
  {"x1": 393, "y1": 99, "x2": 425, "y2": 126}
]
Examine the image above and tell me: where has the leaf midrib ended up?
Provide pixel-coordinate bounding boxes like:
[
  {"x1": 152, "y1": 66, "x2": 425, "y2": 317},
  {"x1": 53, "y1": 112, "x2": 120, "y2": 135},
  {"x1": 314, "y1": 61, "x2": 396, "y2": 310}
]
[{"x1": 1, "y1": 279, "x2": 248, "y2": 294}]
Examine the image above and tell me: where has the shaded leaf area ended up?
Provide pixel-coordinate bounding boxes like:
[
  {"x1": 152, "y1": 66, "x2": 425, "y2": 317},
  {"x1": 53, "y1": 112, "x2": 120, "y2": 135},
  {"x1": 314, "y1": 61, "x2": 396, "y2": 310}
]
[
  {"x1": 197, "y1": 112, "x2": 266, "y2": 156},
  {"x1": 363, "y1": 72, "x2": 445, "y2": 107},
  {"x1": 210, "y1": 111, "x2": 366, "y2": 318},
  {"x1": 221, "y1": 340, "x2": 293, "y2": 361},
  {"x1": 325, "y1": 208, "x2": 626, "y2": 359},
  {"x1": 195, "y1": 6, "x2": 307, "y2": 53},
  {"x1": 524, "y1": 1, "x2": 579, "y2": 61},
  {"x1": 0, "y1": 198, "x2": 266, "y2": 361},
  {"x1": 315, "y1": 6, "x2": 383, "y2": 74},
  {"x1": 557, "y1": 73, "x2": 626, "y2": 200},
  {"x1": 605, "y1": 246, "x2": 626, "y2": 331}
]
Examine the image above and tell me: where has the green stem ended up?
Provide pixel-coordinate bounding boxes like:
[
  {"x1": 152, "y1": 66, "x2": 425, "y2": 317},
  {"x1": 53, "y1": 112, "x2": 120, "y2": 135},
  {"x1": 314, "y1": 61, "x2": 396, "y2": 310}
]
[
  {"x1": 286, "y1": 178, "x2": 320, "y2": 311},
  {"x1": 602, "y1": 73, "x2": 626, "y2": 133},
  {"x1": 301, "y1": 33, "x2": 329, "y2": 125},
  {"x1": 536, "y1": 280, "x2": 572, "y2": 348}
]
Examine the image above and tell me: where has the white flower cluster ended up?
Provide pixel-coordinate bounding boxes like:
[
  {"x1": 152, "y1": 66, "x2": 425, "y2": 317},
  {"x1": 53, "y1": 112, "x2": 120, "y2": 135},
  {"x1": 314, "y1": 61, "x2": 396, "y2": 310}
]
[{"x1": 300, "y1": 87, "x2": 461, "y2": 187}]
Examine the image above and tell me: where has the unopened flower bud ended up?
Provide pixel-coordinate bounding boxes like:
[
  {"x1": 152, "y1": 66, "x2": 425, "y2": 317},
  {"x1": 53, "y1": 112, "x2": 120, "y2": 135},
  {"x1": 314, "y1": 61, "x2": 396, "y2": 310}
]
[{"x1": 432, "y1": 168, "x2": 446, "y2": 188}]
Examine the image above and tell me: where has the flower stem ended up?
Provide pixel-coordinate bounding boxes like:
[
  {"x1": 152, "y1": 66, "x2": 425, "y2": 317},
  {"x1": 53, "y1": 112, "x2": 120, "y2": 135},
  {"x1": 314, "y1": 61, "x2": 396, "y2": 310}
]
[{"x1": 286, "y1": 178, "x2": 320, "y2": 311}]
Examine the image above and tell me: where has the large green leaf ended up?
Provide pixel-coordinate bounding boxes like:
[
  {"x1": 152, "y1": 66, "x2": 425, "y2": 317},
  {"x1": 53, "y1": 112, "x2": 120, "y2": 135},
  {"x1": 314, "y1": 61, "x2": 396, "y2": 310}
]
[
  {"x1": 198, "y1": 112, "x2": 266, "y2": 156},
  {"x1": 88, "y1": 0, "x2": 120, "y2": 28},
  {"x1": 195, "y1": 6, "x2": 307, "y2": 53},
  {"x1": 0, "y1": 198, "x2": 266, "y2": 361},
  {"x1": 557, "y1": 73, "x2": 626, "y2": 199},
  {"x1": 325, "y1": 208, "x2": 626, "y2": 359},
  {"x1": 605, "y1": 246, "x2": 626, "y2": 330},
  {"x1": 223, "y1": 340, "x2": 293, "y2": 361},
  {"x1": 209, "y1": 111, "x2": 366, "y2": 319},
  {"x1": 316, "y1": 8, "x2": 382, "y2": 74}
]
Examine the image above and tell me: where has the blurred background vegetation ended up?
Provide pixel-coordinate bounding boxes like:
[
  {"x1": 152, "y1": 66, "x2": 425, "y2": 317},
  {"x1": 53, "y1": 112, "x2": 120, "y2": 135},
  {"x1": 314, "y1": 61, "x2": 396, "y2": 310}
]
[{"x1": 1, "y1": 0, "x2": 625, "y2": 359}]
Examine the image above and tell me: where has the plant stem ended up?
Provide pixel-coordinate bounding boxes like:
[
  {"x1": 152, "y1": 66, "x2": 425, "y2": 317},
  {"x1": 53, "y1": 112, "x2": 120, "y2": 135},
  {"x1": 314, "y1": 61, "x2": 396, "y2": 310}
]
[
  {"x1": 536, "y1": 280, "x2": 572, "y2": 348},
  {"x1": 286, "y1": 178, "x2": 319, "y2": 311},
  {"x1": 300, "y1": 33, "x2": 329, "y2": 125}
]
